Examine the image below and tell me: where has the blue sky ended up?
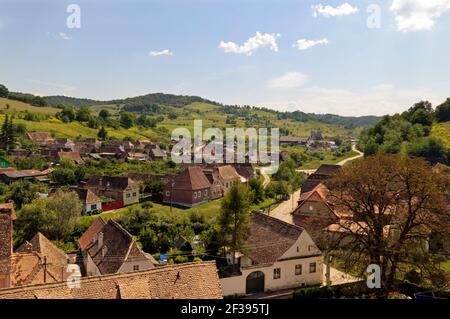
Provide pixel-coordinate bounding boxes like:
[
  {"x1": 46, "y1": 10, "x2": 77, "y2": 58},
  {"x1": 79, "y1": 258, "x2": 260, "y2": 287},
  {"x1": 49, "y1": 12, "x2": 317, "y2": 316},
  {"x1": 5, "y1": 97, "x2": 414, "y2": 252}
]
[{"x1": 0, "y1": 0, "x2": 450, "y2": 116}]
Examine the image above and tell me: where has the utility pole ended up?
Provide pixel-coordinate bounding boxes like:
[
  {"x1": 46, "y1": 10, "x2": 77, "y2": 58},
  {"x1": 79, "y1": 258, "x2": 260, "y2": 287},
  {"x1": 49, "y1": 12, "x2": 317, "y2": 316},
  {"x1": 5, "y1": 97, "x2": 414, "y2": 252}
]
[
  {"x1": 325, "y1": 250, "x2": 332, "y2": 287},
  {"x1": 43, "y1": 256, "x2": 48, "y2": 283},
  {"x1": 292, "y1": 191, "x2": 294, "y2": 211},
  {"x1": 170, "y1": 179, "x2": 174, "y2": 212}
]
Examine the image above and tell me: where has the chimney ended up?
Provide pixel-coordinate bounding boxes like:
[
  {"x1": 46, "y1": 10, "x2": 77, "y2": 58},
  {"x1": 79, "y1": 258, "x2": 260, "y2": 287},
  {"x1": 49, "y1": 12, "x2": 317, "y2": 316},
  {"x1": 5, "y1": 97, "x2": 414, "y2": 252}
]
[
  {"x1": 98, "y1": 232, "x2": 104, "y2": 249},
  {"x1": 0, "y1": 203, "x2": 16, "y2": 289},
  {"x1": 0, "y1": 204, "x2": 15, "y2": 259}
]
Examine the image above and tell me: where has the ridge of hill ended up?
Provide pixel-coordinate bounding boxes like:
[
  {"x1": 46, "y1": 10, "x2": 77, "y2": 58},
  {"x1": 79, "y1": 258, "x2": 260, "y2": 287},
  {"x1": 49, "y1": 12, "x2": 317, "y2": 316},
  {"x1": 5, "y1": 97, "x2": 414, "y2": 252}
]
[{"x1": 45, "y1": 93, "x2": 382, "y2": 128}]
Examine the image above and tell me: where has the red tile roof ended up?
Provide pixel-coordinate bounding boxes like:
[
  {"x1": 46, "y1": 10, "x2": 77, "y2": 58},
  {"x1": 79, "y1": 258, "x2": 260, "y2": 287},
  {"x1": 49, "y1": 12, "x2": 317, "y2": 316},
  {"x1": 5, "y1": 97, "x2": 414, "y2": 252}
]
[
  {"x1": 0, "y1": 261, "x2": 223, "y2": 299},
  {"x1": 11, "y1": 233, "x2": 68, "y2": 287},
  {"x1": 0, "y1": 203, "x2": 16, "y2": 220},
  {"x1": 217, "y1": 165, "x2": 240, "y2": 181},
  {"x1": 80, "y1": 218, "x2": 152, "y2": 274},
  {"x1": 87, "y1": 175, "x2": 137, "y2": 191},
  {"x1": 172, "y1": 166, "x2": 211, "y2": 191},
  {"x1": 77, "y1": 217, "x2": 106, "y2": 250},
  {"x1": 244, "y1": 212, "x2": 311, "y2": 267}
]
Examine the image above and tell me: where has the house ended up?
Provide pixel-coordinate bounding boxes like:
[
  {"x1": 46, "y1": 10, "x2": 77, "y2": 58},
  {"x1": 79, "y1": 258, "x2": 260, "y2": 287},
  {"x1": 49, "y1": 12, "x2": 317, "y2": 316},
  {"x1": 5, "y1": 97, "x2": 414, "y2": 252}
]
[
  {"x1": 55, "y1": 151, "x2": 84, "y2": 164},
  {"x1": 300, "y1": 164, "x2": 341, "y2": 194},
  {"x1": 292, "y1": 183, "x2": 342, "y2": 247},
  {"x1": 53, "y1": 138, "x2": 76, "y2": 151},
  {"x1": 0, "y1": 157, "x2": 11, "y2": 169},
  {"x1": 0, "y1": 203, "x2": 68, "y2": 289},
  {"x1": 78, "y1": 218, "x2": 157, "y2": 276},
  {"x1": 87, "y1": 175, "x2": 139, "y2": 206},
  {"x1": 279, "y1": 136, "x2": 307, "y2": 146},
  {"x1": 127, "y1": 152, "x2": 149, "y2": 161},
  {"x1": 0, "y1": 261, "x2": 223, "y2": 299},
  {"x1": 26, "y1": 132, "x2": 53, "y2": 146},
  {"x1": 220, "y1": 212, "x2": 323, "y2": 297},
  {"x1": 203, "y1": 165, "x2": 241, "y2": 196},
  {"x1": 309, "y1": 128, "x2": 324, "y2": 142},
  {"x1": 163, "y1": 166, "x2": 212, "y2": 207},
  {"x1": 98, "y1": 143, "x2": 128, "y2": 159},
  {"x1": 232, "y1": 163, "x2": 256, "y2": 183},
  {"x1": 74, "y1": 139, "x2": 99, "y2": 156},
  {"x1": 49, "y1": 187, "x2": 102, "y2": 215},
  {"x1": 0, "y1": 169, "x2": 50, "y2": 184},
  {"x1": 149, "y1": 147, "x2": 167, "y2": 160},
  {"x1": 122, "y1": 140, "x2": 135, "y2": 152}
]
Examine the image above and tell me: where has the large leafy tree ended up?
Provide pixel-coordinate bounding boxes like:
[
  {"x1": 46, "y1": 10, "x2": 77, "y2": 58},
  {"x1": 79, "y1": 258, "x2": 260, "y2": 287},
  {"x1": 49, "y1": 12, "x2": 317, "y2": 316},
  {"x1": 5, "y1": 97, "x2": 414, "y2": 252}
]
[
  {"x1": 0, "y1": 84, "x2": 8, "y2": 98},
  {"x1": 15, "y1": 190, "x2": 82, "y2": 242},
  {"x1": 218, "y1": 183, "x2": 252, "y2": 266},
  {"x1": 76, "y1": 105, "x2": 91, "y2": 122},
  {"x1": 325, "y1": 155, "x2": 450, "y2": 297},
  {"x1": 120, "y1": 112, "x2": 136, "y2": 129},
  {"x1": 97, "y1": 126, "x2": 108, "y2": 140},
  {"x1": 435, "y1": 98, "x2": 450, "y2": 123},
  {"x1": 8, "y1": 180, "x2": 44, "y2": 209},
  {"x1": 98, "y1": 109, "x2": 110, "y2": 120}
]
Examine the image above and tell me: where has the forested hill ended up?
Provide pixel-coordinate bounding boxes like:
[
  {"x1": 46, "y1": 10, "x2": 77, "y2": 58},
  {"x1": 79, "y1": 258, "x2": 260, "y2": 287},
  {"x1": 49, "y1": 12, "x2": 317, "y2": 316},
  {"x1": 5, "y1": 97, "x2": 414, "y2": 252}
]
[
  {"x1": 45, "y1": 93, "x2": 381, "y2": 128},
  {"x1": 46, "y1": 93, "x2": 220, "y2": 109},
  {"x1": 358, "y1": 99, "x2": 450, "y2": 165}
]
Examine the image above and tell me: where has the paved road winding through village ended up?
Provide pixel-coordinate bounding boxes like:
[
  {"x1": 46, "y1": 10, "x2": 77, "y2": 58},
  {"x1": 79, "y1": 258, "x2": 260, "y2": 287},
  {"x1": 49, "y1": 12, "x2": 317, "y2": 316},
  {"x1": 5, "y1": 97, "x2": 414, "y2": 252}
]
[{"x1": 270, "y1": 144, "x2": 364, "y2": 225}]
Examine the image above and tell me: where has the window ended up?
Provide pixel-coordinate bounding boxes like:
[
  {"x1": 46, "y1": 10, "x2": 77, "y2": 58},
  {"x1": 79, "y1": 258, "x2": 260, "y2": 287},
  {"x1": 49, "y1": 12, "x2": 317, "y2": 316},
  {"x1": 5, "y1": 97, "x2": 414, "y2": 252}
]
[
  {"x1": 91, "y1": 204, "x2": 97, "y2": 210},
  {"x1": 296, "y1": 246, "x2": 299, "y2": 253},
  {"x1": 309, "y1": 205, "x2": 314, "y2": 211},
  {"x1": 126, "y1": 193, "x2": 131, "y2": 198},
  {"x1": 309, "y1": 262, "x2": 316, "y2": 273},
  {"x1": 166, "y1": 191, "x2": 170, "y2": 196},
  {"x1": 273, "y1": 268, "x2": 281, "y2": 279},
  {"x1": 204, "y1": 190, "x2": 208, "y2": 196},
  {"x1": 133, "y1": 265, "x2": 140, "y2": 271},
  {"x1": 194, "y1": 192, "x2": 197, "y2": 199},
  {"x1": 198, "y1": 191, "x2": 201, "y2": 198},
  {"x1": 132, "y1": 192, "x2": 137, "y2": 197},
  {"x1": 295, "y1": 264, "x2": 302, "y2": 275}
]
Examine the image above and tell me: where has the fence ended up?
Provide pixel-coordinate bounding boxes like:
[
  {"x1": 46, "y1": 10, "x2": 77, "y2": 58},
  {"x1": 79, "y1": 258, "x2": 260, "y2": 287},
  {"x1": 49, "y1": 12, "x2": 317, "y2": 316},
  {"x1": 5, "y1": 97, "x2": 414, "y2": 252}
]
[{"x1": 102, "y1": 200, "x2": 124, "y2": 212}]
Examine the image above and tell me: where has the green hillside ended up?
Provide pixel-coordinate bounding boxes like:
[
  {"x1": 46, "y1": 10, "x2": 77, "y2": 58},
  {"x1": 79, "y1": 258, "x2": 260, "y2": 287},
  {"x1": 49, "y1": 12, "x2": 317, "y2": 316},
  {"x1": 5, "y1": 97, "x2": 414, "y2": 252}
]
[
  {"x1": 0, "y1": 97, "x2": 355, "y2": 141},
  {"x1": 0, "y1": 97, "x2": 59, "y2": 115}
]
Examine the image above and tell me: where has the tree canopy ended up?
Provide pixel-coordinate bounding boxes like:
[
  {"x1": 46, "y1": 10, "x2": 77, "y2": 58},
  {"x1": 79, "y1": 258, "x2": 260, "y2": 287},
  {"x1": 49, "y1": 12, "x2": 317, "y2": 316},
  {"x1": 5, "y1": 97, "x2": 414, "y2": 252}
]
[{"x1": 325, "y1": 155, "x2": 450, "y2": 297}]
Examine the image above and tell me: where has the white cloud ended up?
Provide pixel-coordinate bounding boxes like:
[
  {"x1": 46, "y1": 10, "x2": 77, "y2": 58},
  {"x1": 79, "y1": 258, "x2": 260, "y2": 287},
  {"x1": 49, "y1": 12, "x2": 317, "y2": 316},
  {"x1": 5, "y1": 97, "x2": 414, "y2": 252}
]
[
  {"x1": 58, "y1": 32, "x2": 72, "y2": 40},
  {"x1": 293, "y1": 38, "x2": 329, "y2": 51},
  {"x1": 267, "y1": 72, "x2": 308, "y2": 89},
  {"x1": 312, "y1": 3, "x2": 359, "y2": 17},
  {"x1": 27, "y1": 79, "x2": 77, "y2": 93},
  {"x1": 218, "y1": 32, "x2": 280, "y2": 56},
  {"x1": 390, "y1": 0, "x2": 450, "y2": 32},
  {"x1": 257, "y1": 84, "x2": 444, "y2": 116},
  {"x1": 148, "y1": 49, "x2": 174, "y2": 57}
]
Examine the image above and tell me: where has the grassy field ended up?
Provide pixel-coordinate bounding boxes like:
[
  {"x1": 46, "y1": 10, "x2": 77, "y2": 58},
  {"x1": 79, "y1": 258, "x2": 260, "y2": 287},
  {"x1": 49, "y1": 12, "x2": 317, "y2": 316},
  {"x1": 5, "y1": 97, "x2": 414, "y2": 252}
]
[
  {"x1": 79, "y1": 195, "x2": 279, "y2": 226},
  {"x1": 0, "y1": 97, "x2": 353, "y2": 142},
  {"x1": 0, "y1": 97, "x2": 59, "y2": 115},
  {"x1": 432, "y1": 122, "x2": 450, "y2": 149},
  {"x1": 80, "y1": 200, "x2": 223, "y2": 225},
  {"x1": 299, "y1": 150, "x2": 359, "y2": 169}
]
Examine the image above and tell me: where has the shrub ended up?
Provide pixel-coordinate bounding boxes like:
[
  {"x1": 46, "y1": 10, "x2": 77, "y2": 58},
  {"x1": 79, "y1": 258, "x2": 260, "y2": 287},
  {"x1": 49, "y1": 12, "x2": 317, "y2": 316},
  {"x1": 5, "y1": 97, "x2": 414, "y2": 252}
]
[
  {"x1": 174, "y1": 255, "x2": 189, "y2": 264},
  {"x1": 142, "y1": 201, "x2": 153, "y2": 209}
]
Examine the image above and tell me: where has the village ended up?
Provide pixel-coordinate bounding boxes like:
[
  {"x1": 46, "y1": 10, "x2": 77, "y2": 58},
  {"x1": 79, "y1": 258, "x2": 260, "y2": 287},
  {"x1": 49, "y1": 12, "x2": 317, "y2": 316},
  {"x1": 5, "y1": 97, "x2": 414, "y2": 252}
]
[
  {"x1": 1, "y1": 0, "x2": 450, "y2": 303},
  {"x1": 0, "y1": 127, "x2": 449, "y2": 299}
]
